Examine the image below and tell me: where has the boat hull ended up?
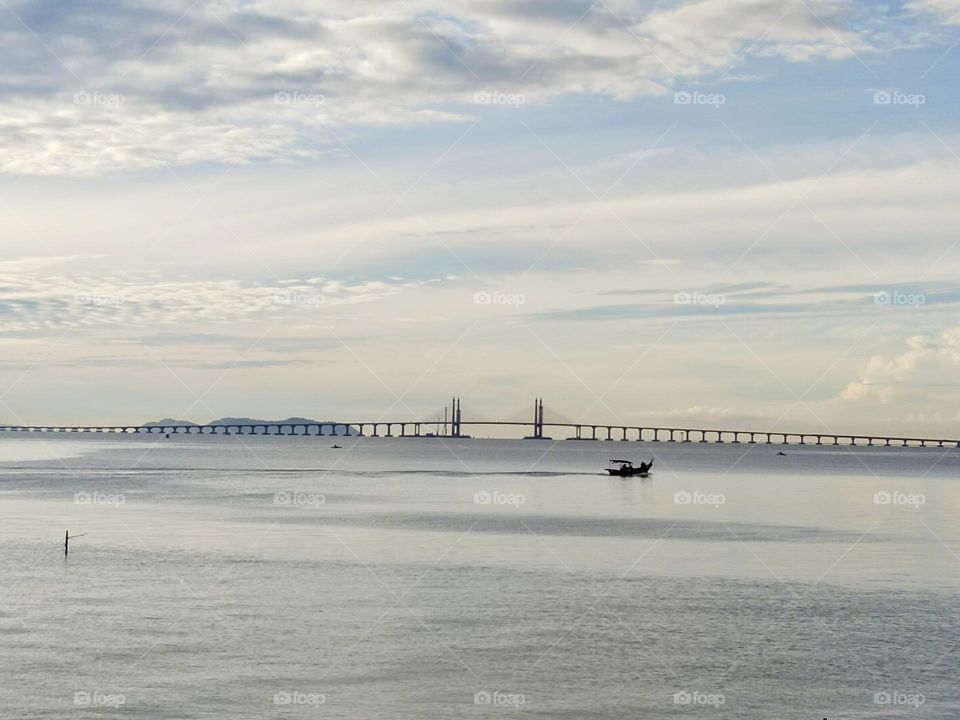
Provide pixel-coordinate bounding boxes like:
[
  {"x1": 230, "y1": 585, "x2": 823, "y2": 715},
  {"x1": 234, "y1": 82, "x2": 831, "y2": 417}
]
[{"x1": 607, "y1": 469, "x2": 649, "y2": 477}]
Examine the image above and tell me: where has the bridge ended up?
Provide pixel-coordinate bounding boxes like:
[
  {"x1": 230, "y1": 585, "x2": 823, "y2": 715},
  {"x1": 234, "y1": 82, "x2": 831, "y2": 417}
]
[{"x1": 0, "y1": 397, "x2": 957, "y2": 449}]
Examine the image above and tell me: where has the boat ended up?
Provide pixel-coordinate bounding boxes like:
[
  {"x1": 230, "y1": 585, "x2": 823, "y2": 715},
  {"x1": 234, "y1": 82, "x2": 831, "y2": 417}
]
[{"x1": 607, "y1": 459, "x2": 653, "y2": 477}]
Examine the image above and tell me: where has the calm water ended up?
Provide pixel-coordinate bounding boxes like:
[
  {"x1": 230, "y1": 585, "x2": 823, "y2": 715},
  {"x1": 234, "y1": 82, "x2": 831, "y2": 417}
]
[{"x1": 0, "y1": 434, "x2": 958, "y2": 718}]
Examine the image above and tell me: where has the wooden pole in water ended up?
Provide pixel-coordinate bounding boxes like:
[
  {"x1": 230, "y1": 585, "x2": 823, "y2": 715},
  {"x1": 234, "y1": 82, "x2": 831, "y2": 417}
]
[{"x1": 64, "y1": 530, "x2": 88, "y2": 557}]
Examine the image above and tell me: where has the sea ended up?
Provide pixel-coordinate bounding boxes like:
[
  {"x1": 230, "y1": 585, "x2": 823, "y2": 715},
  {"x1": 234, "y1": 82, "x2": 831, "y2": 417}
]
[{"x1": 0, "y1": 433, "x2": 957, "y2": 719}]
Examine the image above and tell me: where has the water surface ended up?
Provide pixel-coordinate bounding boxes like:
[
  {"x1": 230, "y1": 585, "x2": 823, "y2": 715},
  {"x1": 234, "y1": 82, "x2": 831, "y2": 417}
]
[{"x1": 0, "y1": 434, "x2": 957, "y2": 718}]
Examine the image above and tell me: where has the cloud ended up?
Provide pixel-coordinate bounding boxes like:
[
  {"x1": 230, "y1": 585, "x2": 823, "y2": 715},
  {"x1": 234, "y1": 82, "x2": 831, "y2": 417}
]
[
  {"x1": 0, "y1": 255, "x2": 95, "y2": 272},
  {"x1": 0, "y1": 106, "x2": 310, "y2": 176},
  {"x1": 348, "y1": 239, "x2": 596, "y2": 278},
  {"x1": 133, "y1": 332, "x2": 344, "y2": 353},
  {"x1": 639, "y1": 0, "x2": 868, "y2": 68},
  {"x1": 0, "y1": 0, "x2": 899, "y2": 175},
  {"x1": 839, "y1": 328, "x2": 960, "y2": 412},
  {"x1": 319, "y1": 137, "x2": 960, "y2": 275},
  {"x1": 0, "y1": 269, "x2": 431, "y2": 333},
  {"x1": 189, "y1": 358, "x2": 318, "y2": 369},
  {"x1": 907, "y1": 0, "x2": 960, "y2": 24},
  {"x1": 531, "y1": 279, "x2": 960, "y2": 324}
]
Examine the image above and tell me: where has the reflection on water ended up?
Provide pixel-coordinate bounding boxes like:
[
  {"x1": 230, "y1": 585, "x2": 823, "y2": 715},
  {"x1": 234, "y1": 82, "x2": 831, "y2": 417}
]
[{"x1": 0, "y1": 435, "x2": 958, "y2": 718}]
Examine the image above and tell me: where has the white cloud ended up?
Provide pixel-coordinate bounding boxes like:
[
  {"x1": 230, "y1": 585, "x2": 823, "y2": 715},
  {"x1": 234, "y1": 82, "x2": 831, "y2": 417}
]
[
  {"x1": 0, "y1": 105, "x2": 310, "y2": 176},
  {"x1": 907, "y1": 0, "x2": 960, "y2": 24},
  {"x1": 0, "y1": 0, "x2": 896, "y2": 175},
  {"x1": 839, "y1": 329, "x2": 960, "y2": 410},
  {"x1": 0, "y1": 255, "x2": 94, "y2": 272},
  {"x1": 639, "y1": 0, "x2": 867, "y2": 69},
  {"x1": 0, "y1": 269, "x2": 430, "y2": 332}
]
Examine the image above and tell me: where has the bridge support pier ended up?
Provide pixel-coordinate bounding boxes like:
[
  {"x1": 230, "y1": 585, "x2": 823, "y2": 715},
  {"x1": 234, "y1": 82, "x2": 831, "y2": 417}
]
[{"x1": 9, "y1": 416, "x2": 960, "y2": 448}]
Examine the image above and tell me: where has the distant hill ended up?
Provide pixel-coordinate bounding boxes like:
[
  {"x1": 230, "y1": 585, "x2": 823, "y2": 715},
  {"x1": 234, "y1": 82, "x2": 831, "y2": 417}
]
[
  {"x1": 212, "y1": 417, "x2": 316, "y2": 426},
  {"x1": 143, "y1": 417, "x2": 359, "y2": 434}
]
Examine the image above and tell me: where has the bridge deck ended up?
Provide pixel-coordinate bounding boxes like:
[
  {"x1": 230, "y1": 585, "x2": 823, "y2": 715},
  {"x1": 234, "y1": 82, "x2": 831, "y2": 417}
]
[{"x1": 0, "y1": 421, "x2": 956, "y2": 448}]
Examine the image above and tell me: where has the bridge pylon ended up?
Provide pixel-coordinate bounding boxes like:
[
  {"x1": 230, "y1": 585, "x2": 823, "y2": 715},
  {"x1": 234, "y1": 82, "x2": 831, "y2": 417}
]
[
  {"x1": 531, "y1": 398, "x2": 545, "y2": 439},
  {"x1": 450, "y1": 397, "x2": 463, "y2": 437}
]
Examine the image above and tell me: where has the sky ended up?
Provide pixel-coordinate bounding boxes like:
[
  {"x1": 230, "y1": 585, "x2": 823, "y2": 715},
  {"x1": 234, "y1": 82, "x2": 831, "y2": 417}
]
[{"x1": 0, "y1": 0, "x2": 958, "y2": 436}]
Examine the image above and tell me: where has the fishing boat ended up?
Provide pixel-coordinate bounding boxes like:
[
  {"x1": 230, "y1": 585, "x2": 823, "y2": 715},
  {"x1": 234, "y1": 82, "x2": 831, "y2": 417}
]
[{"x1": 607, "y1": 459, "x2": 653, "y2": 477}]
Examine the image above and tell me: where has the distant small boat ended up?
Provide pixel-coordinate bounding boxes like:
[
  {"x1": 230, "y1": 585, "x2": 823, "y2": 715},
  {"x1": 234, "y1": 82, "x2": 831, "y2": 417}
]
[
  {"x1": 331, "y1": 444, "x2": 342, "y2": 449},
  {"x1": 607, "y1": 459, "x2": 653, "y2": 477}
]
